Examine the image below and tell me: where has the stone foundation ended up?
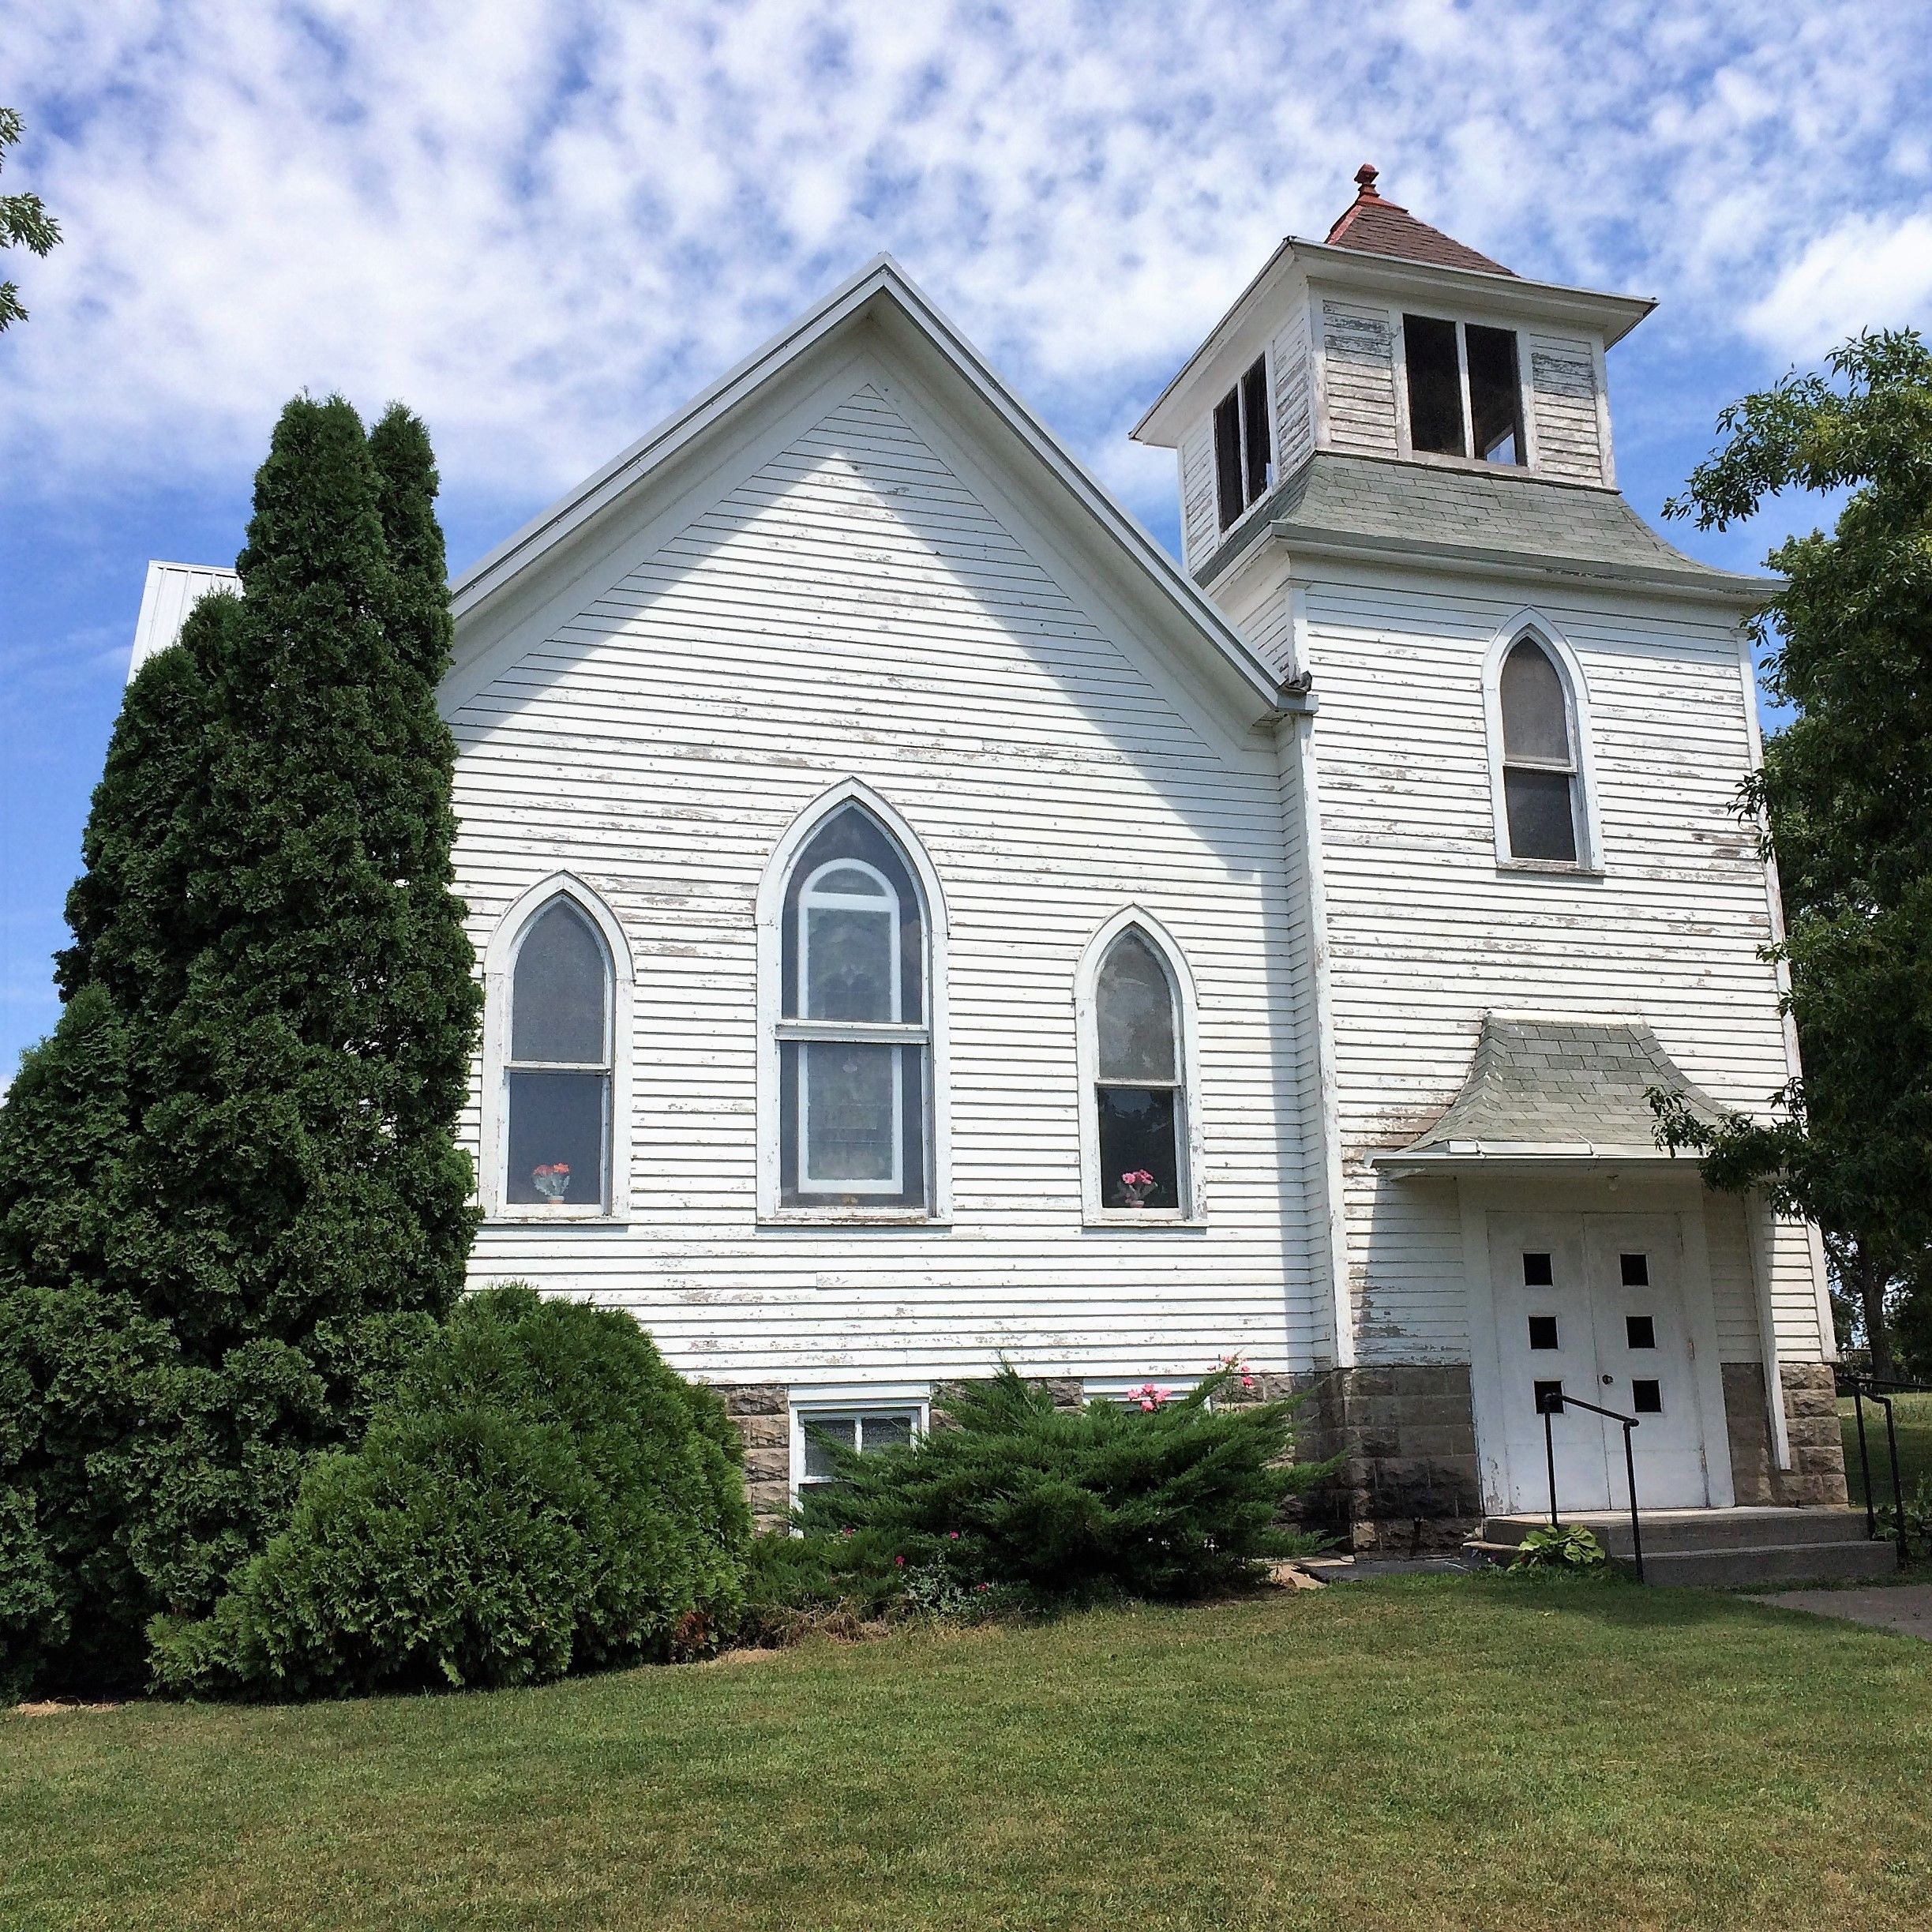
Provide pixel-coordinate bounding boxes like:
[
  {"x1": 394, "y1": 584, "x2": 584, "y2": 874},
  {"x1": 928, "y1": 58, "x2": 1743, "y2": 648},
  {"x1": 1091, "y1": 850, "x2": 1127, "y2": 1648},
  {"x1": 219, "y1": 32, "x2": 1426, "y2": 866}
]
[
  {"x1": 1721, "y1": 1360, "x2": 1850, "y2": 1507},
  {"x1": 715, "y1": 1383, "x2": 791, "y2": 1530}
]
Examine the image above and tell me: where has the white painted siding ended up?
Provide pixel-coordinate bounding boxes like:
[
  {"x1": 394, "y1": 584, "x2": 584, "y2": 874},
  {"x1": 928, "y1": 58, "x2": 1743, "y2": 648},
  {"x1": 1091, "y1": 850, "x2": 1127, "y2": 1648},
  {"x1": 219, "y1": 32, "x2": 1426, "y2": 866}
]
[
  {"x1": 1528, "y1": 335, "x2": 1605, "y2": 485},
  {"x1": 1269, "y1": 306, "x2": 1315, "y2": 481},
  {"x1": 1319, "y1": 302, "x2": 1399, "y2": 457},
  {"x1": 127, "y1": 561, "x2": 240, "y2": 681},
  {"x1": 1178, "y1": 413, "x2": 1220, "y2": 572},
  {"x1": 1292, "y1": 570, "x2": 1821, "y2": 1361},
  {"x1": 450, "y1": 377, "x2": 1322, "y2": 1391}
]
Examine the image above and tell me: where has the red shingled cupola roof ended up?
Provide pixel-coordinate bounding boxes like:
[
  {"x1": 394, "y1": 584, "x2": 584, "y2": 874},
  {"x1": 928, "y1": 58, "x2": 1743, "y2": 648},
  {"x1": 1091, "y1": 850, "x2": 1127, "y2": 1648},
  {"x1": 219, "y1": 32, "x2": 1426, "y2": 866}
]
[{"x1": 1323, "y1": 163, "x2": 1515, "y2": 276}]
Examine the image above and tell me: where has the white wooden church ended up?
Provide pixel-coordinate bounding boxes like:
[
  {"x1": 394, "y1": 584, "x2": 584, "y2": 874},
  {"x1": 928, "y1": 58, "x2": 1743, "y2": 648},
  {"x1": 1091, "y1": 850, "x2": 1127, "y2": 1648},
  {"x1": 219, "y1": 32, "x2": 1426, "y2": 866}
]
[{"x1": 131, "y1": 168, "x2": 1859, "y2": 1556}]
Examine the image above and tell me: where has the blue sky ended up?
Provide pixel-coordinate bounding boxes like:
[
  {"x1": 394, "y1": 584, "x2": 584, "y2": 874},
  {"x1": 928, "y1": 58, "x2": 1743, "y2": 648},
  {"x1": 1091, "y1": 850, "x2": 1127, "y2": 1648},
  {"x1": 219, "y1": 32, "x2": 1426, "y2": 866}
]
[{"x1": 4, "y1": 0, "x2": 1931, "y2": 1079}]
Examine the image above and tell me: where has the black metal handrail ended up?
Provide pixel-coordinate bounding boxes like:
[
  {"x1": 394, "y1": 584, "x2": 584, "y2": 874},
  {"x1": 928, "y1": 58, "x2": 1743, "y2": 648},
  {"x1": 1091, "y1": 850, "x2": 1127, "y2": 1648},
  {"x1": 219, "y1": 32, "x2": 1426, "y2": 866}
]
[
  {"x1": 1839, "y1": 1375, "x2": 1929, "y2": 1570},
  {"x1": 1536, "y1": 1388, "x2": 1645, "y2": 1584}
]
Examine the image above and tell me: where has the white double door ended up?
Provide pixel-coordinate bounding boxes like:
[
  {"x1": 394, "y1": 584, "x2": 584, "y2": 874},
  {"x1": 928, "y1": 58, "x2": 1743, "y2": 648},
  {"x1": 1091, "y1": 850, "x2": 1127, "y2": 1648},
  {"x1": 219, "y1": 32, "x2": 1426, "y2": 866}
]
[{"x1": 1491, "y1": 1212, "x2": 1713, "y2": 1512}]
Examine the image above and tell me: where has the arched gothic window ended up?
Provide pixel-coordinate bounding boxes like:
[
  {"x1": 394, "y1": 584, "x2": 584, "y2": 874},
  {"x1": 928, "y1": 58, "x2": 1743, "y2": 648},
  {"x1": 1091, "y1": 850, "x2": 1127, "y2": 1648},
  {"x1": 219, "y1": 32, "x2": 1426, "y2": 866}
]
[
  {"x1": 777, "y1": 804, "x2": 932, "y2": 1210},
  {"x1": 1498, "y1": 634, "x2": 1584, "y2": 864},
  {"x1": 503, "y1": 895, "x2": 614, "y2": 1210},
  {"x1": 1087, "y1": 924, "x2": 1193, "y2": 1217}
]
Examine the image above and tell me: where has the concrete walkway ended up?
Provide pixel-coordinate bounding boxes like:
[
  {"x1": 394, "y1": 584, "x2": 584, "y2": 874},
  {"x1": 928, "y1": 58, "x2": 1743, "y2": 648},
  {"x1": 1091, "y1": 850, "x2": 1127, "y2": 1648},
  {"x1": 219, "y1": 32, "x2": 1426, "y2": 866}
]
[{"x1": 1747, "y1": 1582, "x2": 1932, "y2": 1641}]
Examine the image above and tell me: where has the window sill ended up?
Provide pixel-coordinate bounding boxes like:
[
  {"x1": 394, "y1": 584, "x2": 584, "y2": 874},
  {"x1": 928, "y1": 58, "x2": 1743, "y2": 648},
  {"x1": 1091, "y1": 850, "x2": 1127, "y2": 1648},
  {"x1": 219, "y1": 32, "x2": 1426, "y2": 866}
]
[
  {"x1": 1085, "y1": 1213, "x2": 1208, "y2": 1230},
  {"x1": 485, "y1": 1209, "x2": 629, "y2": 1227},
  {"x1": 760, "y1": 1210, "x2": 951, "y2": 1229},
  {"x1": 1496, "y1": 857, "x2": 1605, "y2": 879}
]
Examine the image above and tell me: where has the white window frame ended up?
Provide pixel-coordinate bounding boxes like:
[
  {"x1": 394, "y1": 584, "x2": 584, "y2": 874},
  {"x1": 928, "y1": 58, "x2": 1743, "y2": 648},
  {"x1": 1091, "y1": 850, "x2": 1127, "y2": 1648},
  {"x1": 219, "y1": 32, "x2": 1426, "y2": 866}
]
[
  {"x1": 1480, "y1": 612, "x2": 1604, "y2": 875},
  {"x1": 1211, "y1": 351, "x2": 1274, "y2": 535},
  {"x1": 478, "y1": 872, "x2": 635, "y2": 1223},
  {"x1": 794, "y1": 856, "x2": 909, "y2": 1196},
  {"x1": 756, "y1": 779, "x2": 951, "y2": 1225},
  {"x1": 1073, "y1": 906, "x2": 1206, "y2": 1226},
  {"x1": 1394, "y1": 309, "x2": 1537, "y2": 474},
  {"x1": 790, "y1": 1397, "x2": 929, "y2": 1510}
]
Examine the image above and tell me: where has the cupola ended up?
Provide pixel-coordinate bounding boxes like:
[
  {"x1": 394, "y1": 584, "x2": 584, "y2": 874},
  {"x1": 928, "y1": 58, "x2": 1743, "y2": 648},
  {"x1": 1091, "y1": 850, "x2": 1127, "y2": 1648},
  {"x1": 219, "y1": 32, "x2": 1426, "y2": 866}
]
[{"x1": 1133, "y1": 167, "x2": 1656, "y2": 579}]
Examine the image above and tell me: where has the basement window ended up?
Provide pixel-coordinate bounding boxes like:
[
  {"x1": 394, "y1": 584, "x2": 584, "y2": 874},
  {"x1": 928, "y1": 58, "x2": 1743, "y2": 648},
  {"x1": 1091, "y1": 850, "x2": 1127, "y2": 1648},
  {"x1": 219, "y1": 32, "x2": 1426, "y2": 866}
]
[
  {"x1": 1402, "y1": 315, "x2": 1525, "y2": 466},
  {"x1": 1213, "y1": 355, "x2": 1273, "y2": 530}
]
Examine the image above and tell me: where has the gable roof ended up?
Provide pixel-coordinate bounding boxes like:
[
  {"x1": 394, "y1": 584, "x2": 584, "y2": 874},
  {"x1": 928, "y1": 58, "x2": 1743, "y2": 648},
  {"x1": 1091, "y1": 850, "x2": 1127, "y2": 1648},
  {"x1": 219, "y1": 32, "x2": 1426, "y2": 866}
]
[
  {"x1": 450, "y1": 256, "x2": 1296, "y2": 726},
  {"x1": 1324, "y1": 165, "x2": 1514, "y2": 276},
  {"x1": 1375, "y1": 1014, "x2": 1727, "y2": 1172}
]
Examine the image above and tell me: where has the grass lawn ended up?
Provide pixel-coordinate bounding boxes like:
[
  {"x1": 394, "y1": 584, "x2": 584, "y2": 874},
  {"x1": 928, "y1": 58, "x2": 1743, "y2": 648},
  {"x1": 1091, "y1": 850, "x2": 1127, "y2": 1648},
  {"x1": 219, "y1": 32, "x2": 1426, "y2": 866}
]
[
  {"x1": 6, "y1": 1576, "x2": 1930, "y2": 1932},
  {"x1": 1840, "y1": 1390, "x2": 1932, "y2": 1505}
]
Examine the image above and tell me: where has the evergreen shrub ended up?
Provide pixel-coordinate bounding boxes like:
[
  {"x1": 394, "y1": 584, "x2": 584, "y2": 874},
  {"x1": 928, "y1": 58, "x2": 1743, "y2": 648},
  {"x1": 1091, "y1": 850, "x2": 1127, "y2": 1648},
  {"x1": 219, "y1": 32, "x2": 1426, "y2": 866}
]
[
  {"x1": 150, "y1": 1288, "x2": 751, "y2": 1697},
  {"x1": 785, "y1": 1365, "x2": 1330, "y2": 1612}
]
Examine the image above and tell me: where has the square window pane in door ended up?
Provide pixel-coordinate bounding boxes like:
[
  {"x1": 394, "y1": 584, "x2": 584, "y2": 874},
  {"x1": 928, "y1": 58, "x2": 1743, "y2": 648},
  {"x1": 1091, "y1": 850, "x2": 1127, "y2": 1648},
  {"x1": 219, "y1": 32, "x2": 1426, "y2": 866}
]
[
  {"x1": 506, "y1": 1069, "x2": 607, "y2": 1206},
  {"x1": 1620, "y1": 1253, "x2": 1649, "y2": 1286},
  {"x1": 1626, "y1": 1315, "x2": 1656, "y2": 1349},
  {"x1": 1097, "y1": 1086, "x2": 1179, "y2": 1208},
  {"x1": 1528, "y1": 1315, "x2": 1559, "y2": 1350},
  {"x1": 1522, "y1": 1252, "x2": 1554, "y2": 1286},
  {"x1": 1632, "y1": 1380, "x2": 1663, "y2": 1415},
  {"x1": 1532, "y1": 1379, "x2": 1565, "y2": 1415},
  {"x1": 802, "y1": 1042, "x2": 900, "y2": 1187},
  {"x1": 1504, "y1": 768, "x2": 1578, "y2": 862}
]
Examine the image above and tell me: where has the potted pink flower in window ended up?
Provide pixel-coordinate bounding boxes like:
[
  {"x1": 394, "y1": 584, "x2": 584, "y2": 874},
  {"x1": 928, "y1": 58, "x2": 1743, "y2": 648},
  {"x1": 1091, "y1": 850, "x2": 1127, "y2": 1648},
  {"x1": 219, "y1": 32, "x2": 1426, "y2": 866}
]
[
  {"x1": 532, "y1": 1161, "x2": 572, "y2": 1201},
  {"x1": 1120, "y1": 1169, "x2": 1157, "y2": 1208}
]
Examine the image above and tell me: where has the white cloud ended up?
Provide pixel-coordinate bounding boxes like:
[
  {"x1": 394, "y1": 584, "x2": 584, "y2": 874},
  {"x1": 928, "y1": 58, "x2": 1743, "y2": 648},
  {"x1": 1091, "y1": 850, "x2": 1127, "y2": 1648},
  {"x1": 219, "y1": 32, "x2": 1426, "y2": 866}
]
[
  {"x1": 1, "y1": 0, "x2": 1927, "y2": 542},
  {"x1": 1745, "y1": 212, "x2": 1932, "y2": 363}
]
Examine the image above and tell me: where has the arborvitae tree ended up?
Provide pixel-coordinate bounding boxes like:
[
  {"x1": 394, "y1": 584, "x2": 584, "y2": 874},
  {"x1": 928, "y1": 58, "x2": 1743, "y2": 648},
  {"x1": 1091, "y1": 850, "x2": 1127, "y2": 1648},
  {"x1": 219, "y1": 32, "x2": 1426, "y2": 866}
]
[{"x1": 0, "y1": 396, "x2": 479, "y2": 1692}]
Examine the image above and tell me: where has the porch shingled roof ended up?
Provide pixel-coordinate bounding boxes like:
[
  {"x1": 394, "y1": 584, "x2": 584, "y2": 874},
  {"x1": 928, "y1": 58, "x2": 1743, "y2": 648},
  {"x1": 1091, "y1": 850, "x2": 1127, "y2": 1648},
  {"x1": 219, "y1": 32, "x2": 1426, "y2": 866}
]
[{"x1": 1397, "y1": 1015, "x2": 1728, "y2": 1161}]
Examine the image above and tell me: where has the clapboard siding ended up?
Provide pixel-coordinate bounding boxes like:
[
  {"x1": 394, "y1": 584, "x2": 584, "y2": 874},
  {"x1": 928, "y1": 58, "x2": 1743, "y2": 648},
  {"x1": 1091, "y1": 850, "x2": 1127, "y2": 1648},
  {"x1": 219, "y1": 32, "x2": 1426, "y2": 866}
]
[
  {"x1": 1179, "y1": 415, "x2": 1220, "y2": 571},
  {"x1": 1319, "y1": 302, "x2": 1400, "y2": 456},
  {"x1": 1295, "y1": 573, "x2": 1821, "y2": 1362},
  {"x1": 1528, "y1": 335, "x2": 1605, "y2": 484},
  {"x1": 1270, "y1": 307, "x2": 1315, "y2": 480},
  {"x1": 451, "y1": 379, "x2": 1322, "y2": 1390}
]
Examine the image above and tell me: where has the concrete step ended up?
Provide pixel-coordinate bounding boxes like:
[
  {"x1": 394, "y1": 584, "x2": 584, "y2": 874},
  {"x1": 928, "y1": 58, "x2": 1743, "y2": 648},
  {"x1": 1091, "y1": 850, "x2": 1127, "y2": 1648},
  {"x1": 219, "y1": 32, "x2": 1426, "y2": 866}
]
[
  {"x1": 1480, "y1": 1508, "x2": 1874, "y2": 1556},
  {"x1": 1641, "y1": 1540, "x2": 1899, "y2": 1589},
  {"x1": 1465, "y1": 1511, "x2": 1900, "y2": 1589}
]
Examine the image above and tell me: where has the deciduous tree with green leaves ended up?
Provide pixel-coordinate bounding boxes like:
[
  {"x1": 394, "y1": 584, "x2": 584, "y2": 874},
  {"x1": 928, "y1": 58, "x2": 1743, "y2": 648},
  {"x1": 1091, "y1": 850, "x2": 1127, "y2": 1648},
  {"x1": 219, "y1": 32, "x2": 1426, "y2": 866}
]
[
  {"x1": 1653, "y1": 330, "x2": 1932, "y2": 1380},
  {"x1": 0, "y1": 107, "x2": 61, "y2": 331},
  {"x1": 0, "y1": 396, "x2": 481, "y2": 1694}
]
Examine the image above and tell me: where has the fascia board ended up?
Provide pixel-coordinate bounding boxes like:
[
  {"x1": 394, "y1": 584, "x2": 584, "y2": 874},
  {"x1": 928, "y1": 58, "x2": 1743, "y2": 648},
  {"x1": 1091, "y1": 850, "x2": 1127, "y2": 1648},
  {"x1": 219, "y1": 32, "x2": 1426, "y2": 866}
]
[
  {"x1": 1292, "y1": 239, "x2": 1655, "y2": 347},
  {"x1": 445, "y1": 252, "x2": 1290, "y2": 728},
  {"x1": 1131, "y1": 238, "x2": 1301, "y2": 447},
  {"x1": 452, "y1": 253, "x2": 903, "y2": 622},
  {"x1": 861, "y1": 291, "x2": 1286, "y2": 724}
]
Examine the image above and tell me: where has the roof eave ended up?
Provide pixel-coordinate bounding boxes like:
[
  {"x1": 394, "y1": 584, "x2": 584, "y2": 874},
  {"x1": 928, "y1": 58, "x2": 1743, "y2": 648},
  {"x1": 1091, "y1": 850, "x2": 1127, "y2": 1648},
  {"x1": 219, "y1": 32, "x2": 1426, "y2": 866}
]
[
  {"x1": 1371, "y1": 1145, "x2": 1703, "y2": 1179},
  {"x1": 451, "y1": 253, "x2": 1289, "y2": 724},
  {"x1": 1203, "y1": 518, "x2": 1776, "y2": 609},
  {"x1": 1135, "y1": 237, "x2": 1656, "y2": 448},
  {"x1": 1289, "y1": 238, "x2": 1656, "y2": 347}
]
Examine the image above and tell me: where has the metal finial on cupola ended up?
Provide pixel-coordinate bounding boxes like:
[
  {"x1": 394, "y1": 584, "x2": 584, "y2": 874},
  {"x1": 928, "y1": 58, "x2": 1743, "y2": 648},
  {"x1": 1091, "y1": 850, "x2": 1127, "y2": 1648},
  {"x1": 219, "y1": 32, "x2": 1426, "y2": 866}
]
[{"x1": 1354, "y1": 162, "x2": 1381, "y2": 198}]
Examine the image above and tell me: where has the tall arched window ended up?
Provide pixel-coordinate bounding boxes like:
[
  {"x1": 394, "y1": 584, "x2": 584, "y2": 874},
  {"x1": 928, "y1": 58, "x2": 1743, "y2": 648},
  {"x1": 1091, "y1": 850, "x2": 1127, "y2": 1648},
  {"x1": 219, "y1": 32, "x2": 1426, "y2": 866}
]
[
  {"x1": 777, "y1": 804, "x2": 931, "y2": 1210},
  {"x1": 1082, "y1": 920, "x2": 1197, "y2": 1219},
  {"x1": 1498, "y1": 633, "x2": 1583, "y2": 864},
  {"x1": 503, "y1": 895, "x2": 614, "y2": 1210}
]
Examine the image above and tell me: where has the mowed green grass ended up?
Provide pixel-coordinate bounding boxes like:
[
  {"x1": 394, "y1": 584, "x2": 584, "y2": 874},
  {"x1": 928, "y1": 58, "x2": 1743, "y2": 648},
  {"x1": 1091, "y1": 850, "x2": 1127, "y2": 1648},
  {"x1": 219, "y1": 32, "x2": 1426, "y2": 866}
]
[
  {"x1": 6, "y1": 1577, "x2": 1930, "y2": 1932},
  {"x1": 1841, "y1": 1391, "x2": 1932, "y2": 1504}
]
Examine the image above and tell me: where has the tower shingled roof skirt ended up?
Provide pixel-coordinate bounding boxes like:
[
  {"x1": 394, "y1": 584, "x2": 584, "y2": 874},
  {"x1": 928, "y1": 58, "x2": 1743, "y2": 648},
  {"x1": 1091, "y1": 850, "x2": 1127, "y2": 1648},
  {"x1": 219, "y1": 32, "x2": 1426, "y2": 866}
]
[{"x1": 1322, "y1": 163, "x2": 1516, "y2": 276}]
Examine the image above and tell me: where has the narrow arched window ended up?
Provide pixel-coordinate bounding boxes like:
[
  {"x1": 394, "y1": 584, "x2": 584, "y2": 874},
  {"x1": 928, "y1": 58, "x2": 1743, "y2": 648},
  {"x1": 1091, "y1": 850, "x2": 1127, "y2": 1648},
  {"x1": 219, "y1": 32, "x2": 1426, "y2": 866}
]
[
  {"x1": 778, "y1": 805, "x2": 930, "y2": 1209},
  {"x1": 1093, "y1": 927, "x2": 1187, "y2": 1213},
  {"x1": 1499, "y1": 636, "x2": 1581, "y2": 863},
  {"x1": 505, "y1": 897, "x2": 613, "y2": 1209}
]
